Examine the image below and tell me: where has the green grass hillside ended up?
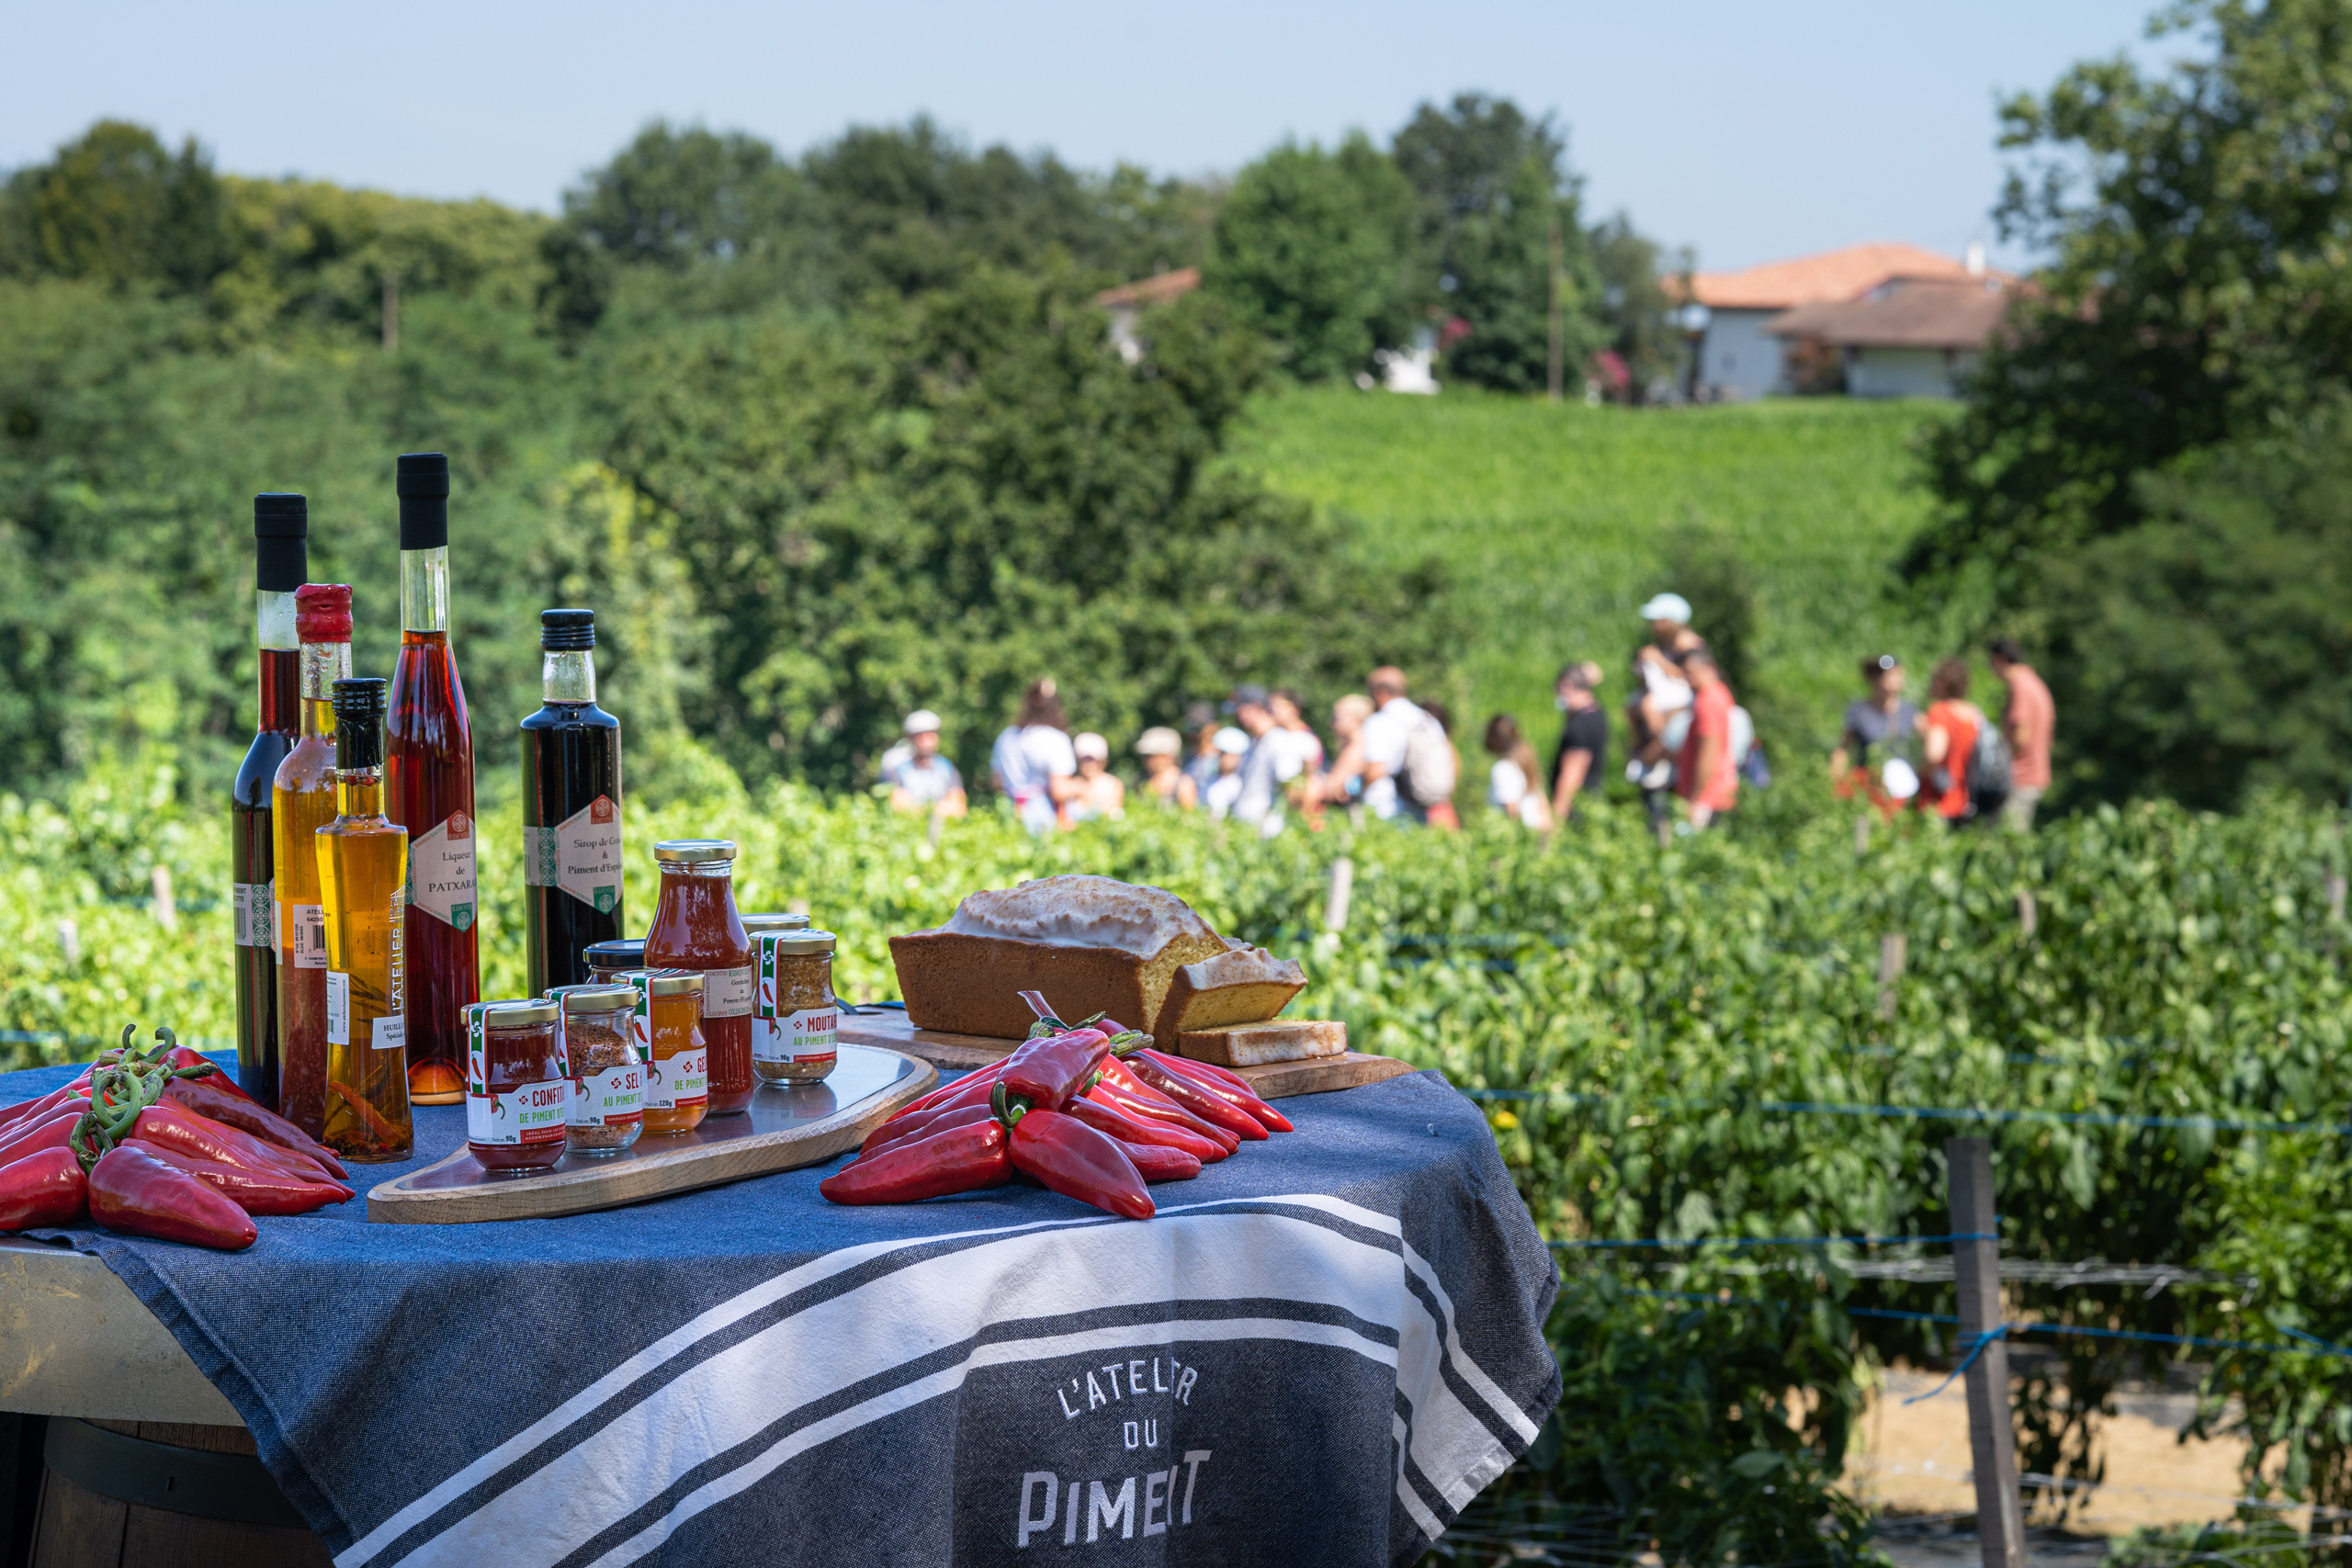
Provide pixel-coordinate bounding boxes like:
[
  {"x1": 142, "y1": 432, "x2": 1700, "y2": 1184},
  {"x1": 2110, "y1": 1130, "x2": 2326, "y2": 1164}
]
[{"x1": 1233, "y1": 387, "x2": 1970, "y2": 764}]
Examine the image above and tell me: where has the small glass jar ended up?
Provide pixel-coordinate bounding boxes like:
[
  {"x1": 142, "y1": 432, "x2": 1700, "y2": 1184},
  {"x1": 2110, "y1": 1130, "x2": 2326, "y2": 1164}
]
[
  {"x1": 560, "y1": 985, "x2": 644, "y2": 1156},
  {"x1": 741, "y1": 912, "x2": 810, "y2": 938},
  {"x1": 465, "y1": 999, "x2": 570, "y2": 1173},
  {"x1": 625, "y1": 968, "x2": 708, "y2": 1134},
  {"x1": 582, "y1": 939, "x2": 645, "y2": 984},
  {"x1": 645, "y1": 840, "x2": 754, "y2": 1117},
  {"x1": 756, "y1": 931, "x2": 839, "y2": 1083}
]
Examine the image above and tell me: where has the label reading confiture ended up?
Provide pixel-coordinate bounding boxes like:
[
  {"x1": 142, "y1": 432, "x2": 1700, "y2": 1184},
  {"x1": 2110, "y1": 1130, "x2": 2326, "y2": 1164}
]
[
  {"x1": 469, "y1": 1077, "x2": 568, "y2": 1147},
  {"x1": 525, "y1": 795, "x2": 622, "y2": 914},
  {"x1": 408, "y1": 812, "x2": 479, "y2": 931}
]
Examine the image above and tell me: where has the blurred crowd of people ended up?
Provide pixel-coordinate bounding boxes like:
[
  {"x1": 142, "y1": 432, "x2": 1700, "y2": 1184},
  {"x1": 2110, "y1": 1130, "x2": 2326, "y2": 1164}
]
[{"x1": 875, "y1": 599, "x2": 2056, "y2": 837}]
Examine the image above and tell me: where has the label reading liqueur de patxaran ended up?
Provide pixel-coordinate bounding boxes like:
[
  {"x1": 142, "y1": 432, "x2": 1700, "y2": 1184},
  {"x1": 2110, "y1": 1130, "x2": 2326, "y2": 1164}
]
[
  {"x1": 408, "y1": 812, "x2": 479, "y2": 931},
  {"x1": 525, "y1": 795, "x2": 623, "y2": 914}
]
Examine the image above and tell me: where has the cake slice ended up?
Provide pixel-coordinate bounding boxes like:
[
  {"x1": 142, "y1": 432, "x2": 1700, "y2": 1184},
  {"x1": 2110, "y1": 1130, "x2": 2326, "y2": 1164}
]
[
  {"x1": 888, "y1": 875, "x2": 1231, "y2": 1041},
  {"x1": 1178, "y1": 1020, "x2": 1346, "y2": 1067},
  {"x1": 1148, "y1": 938, "x2": 1308, "y2": 1048}
]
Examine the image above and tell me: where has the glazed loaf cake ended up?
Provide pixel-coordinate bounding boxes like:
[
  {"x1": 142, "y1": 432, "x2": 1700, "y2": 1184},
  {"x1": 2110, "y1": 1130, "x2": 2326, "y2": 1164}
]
[
  {"x1": 1149, "y1": 939, "x2": 1307, "y2": 1048},
  {"x1": 889, "y1": 875, "x2": 1233, "y2": 1041}
]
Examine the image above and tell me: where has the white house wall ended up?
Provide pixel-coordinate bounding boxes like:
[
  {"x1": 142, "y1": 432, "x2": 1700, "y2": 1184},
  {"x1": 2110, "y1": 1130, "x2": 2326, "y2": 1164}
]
[
  {"x1": 1698, "y1": 310, "x2": 1786, "y2": 400},
  {"x1": 1849, "y1": 346, "x2": 1973, "y2": 399}
]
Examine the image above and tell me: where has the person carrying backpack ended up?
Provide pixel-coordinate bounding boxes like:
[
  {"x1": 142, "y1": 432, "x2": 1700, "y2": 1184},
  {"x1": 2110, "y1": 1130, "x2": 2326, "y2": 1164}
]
[
  {"x1": 1921, "y1": 657, "x2": 1992, "y2": 823},
  {"x1": 1356, "y1": 667, "x2": 1455, "y2": 825}
]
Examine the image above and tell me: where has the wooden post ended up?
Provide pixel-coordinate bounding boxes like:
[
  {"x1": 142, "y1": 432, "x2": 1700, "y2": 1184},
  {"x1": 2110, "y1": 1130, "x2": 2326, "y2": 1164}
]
[
  {"x1": 55, "y1": 919, "x2": 79, "y2": 967},
  {"x1": 1323, "y1": 857, "x2": 1354, "y2": 934},
  {"x1": 1545, "y1": 218, "x2": 1564, "y2": 404},
  {"x1": 1946, "y1": 1136, "x2": 2024, "y2": 1568},
  {"x1": 150, "y1": 866, "x2": 176, "y2": 932},
  {"x1": 1876, "y1": 931, "x2": 1906, "y2": 1021},
  {"x1": 1854, "y1": 813, "x2": 1872, "y2": 856},
  {"x1": 2329, "y1": 874, "x2": 2346, "y2": 923},
  {"x1": 381, "y1": 271, "x2": 401, "y2": 354},
  {"x1": 2016, "y1": 890, "x2": 2037, "y2": 938}
]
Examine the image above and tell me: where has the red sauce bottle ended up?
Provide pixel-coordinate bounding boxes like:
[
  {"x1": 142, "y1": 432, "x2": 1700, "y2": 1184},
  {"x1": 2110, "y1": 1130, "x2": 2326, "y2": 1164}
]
[{"x1": 642, "y1": 839, "x2": 754, "y2": 1115}]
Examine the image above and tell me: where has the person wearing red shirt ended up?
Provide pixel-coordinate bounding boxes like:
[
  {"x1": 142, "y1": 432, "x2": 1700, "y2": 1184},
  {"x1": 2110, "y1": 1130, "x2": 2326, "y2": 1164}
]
[
  {"x1": 1921, "y1": 657, "x2": 1984, "y2": 821},
  {"x1": 1987, "y1": 638, "x2": 2054, "y2": 829},
  {"x1": 1674, "y1": 649, "x2": 1739, "y2": 829}
]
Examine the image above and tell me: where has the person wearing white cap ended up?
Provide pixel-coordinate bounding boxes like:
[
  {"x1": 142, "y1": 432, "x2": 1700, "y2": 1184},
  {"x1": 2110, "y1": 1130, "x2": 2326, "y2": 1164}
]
[
  {"x1": 1626, "y1": 592, "x2": 1708, "y2": 806},
  {"x1": 1133, "y1": 727, "x2": 1197, "y2": 809},
  {"x1": 1202, "y1": 727, "x2": 1250, "y2": 819},
  {"x1": 883, "y1": 708, "x2": 967, "y2": 818},
  {"x1": 1067, "y1": 732, "x2": 1125, "y2": 823}
]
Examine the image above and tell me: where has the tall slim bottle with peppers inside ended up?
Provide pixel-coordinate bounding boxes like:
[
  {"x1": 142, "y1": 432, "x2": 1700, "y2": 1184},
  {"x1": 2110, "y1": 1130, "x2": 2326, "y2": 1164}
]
[
  {"x1": 317, "y1": 679, "x2": 414, "y2": 1162},
  {"x1": 386, "y1": 451, "x2": 478, "y2": 1105},
  {"x1": 522, "y1": 609, "x2": 623, "y2": 997},
  {"x1": 273, "y1": 583, "x2": 352, "y2": 1138},
  {"x1": 232, "y1": 492, "x2": 307, "y2": 1110}
]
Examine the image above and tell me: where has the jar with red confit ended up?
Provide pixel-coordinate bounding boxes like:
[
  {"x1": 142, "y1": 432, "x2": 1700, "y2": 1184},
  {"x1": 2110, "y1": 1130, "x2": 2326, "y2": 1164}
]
[
  {"x1": 465, "y1": 998, "x2": 569, "y2": 1172},
  {"x1": 644, "y1": 840, "x2": 754, "y2": 1116}
]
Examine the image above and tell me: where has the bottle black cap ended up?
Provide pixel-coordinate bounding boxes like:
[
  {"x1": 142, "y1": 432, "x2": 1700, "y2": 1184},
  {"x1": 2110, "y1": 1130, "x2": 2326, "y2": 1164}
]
[
  {"x1": 396, "y1": 453, "x2": 449, "y2": 550},
  {"x1": 254, "y1": 493, "x2": 309, "y2": 592},
  {"x1": 541, "y1": 608, "x2": 595, "y2": 651},
  {"x1": 331, "y1": 679, "x2": 388, "y2": 772}
]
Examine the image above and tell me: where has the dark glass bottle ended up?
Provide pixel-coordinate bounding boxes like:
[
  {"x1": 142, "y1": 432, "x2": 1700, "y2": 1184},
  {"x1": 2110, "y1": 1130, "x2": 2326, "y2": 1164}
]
[
  {"x1": 522, "y1": 609, "x2": 624, "y2": 996},
  {"x1": 233, "y1": 493, "x2": 306, "y2": 1110},
  {"x1": 386, "y1": 452, "x2": 478, "y2": 1106}
]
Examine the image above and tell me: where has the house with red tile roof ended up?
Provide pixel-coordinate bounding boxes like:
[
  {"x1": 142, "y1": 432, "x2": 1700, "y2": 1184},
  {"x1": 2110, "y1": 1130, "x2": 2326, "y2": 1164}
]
[
  {"x1": 1766, "y1": 273, "x2": 2019, "y2": 398},
  {"x1": 1672, "y1": 243, "x2": 2004, "y2": 400},
  {"x1": 1093, "y1": 267, "x2": 1200, "y2": 362}
]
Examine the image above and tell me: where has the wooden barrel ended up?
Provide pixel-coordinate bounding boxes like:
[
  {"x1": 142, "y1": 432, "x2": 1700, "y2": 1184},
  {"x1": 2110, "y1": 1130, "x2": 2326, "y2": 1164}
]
[{"x1": 28, "y1": 1418, "x2": 329, "y2": 1568}]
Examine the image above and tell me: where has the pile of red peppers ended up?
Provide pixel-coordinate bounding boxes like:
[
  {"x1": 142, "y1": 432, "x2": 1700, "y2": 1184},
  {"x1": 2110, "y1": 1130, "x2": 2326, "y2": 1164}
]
[
  {"x1": 820, "y1": 1012, "x2": 1294, "y2": 1221},
  {"x1": 0, "y1": 1026, "x2": 355, "y2": 1250}
]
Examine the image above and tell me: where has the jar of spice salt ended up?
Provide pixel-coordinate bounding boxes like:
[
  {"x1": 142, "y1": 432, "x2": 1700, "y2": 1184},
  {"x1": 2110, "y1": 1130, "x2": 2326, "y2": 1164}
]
[{"x1": 560, "y1": 985, "x2": 644, "y2": 1156}]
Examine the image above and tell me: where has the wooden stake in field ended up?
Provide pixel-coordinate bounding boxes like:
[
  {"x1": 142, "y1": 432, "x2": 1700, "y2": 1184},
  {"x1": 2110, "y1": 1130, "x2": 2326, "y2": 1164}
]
[
  {"x1": 1324, "y1": 856, "x2": 1354, "y2": 934},
  {"x1": 1947, "y1": 1136, "x2": 2024, "y2": 1568},
  {"x1": 1876, "y1": 931, "x2": 1905, "y2": 1021}
]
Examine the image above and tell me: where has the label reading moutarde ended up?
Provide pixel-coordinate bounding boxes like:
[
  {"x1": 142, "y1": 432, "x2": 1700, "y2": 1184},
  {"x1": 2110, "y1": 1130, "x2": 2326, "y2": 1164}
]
[
  {"x1": 408, "y1": 812, "x2": 479, "y2": 932},
  {"x1": 525, "y1": 795, "x2": 622, "y2": 914},
  {"x1": 783, "y1": 1007, "x2": 838, "y2": 1066},
  {"x1": 284, "y1": 902, "x2": 326, "y2": 969},
  {"x1": 469, "y1": 1077, "x2": 568, "y2": 1148},
  {"x1": 233, "y1": 882, "x2": 272, "y2": 948},
  {"x1": 568, "y1": 1062, "x2": 645, "y2": 1129},
  {"x1": 701, "y1": 964, "x2": 753, "y2": 1020}
]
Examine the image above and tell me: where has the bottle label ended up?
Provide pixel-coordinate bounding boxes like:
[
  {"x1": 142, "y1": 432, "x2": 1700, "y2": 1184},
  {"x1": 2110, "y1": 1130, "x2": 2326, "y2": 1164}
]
[
  {"x1": 373, "y1": 1014, "x2": 406, "y2": 1053},
  {"x1": 568, "y1": 1063, "x2": 646, "y2": 1129},
  {"x1": 644, "y1": 1046, "x2": 707, "y2": 1111},
  {"x1": 526, "y1": 795, "x2": 623, "y2": 914},
  {"x1": 703, "y1": 964, "x2": 754, "y2": 1020},
  {"x1": 326, "y1": 971, "x2": 350, "y2": 1044},
  {"x1": 233, "y1": 882, "x2": 272, "y2": 948},
  {"x1": 624, "y1": 978, "x2": 655, "y2": 1059},
  {"x1": 287, "y1": 903, "x2": 327, "y2": 969},
  {"x1": 786, "y1": 1006, "x2": 838, "y2": 1066},
  {"x1": 408, "y1": 813, "x2": 479, "y2": 931},
  {"x1": 468, "y1": 1077, "x2": 569, "y2": 1146}
]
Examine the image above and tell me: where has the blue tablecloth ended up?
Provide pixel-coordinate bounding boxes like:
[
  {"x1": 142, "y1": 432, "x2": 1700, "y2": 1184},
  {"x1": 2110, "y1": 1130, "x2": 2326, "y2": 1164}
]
[{"x1": 4, "y1": 1054, "x2": 1560, "y2": 1567}]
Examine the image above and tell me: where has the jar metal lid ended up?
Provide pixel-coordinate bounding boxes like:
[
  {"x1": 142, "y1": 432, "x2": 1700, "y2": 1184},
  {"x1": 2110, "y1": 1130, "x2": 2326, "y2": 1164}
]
[
  {"x1": 582, "y1": 939, "x2": 645, "y2": 967},
  {"x1": 766, "y1": 930, "x2": 837, "y2": 956},
  {"x1": 653, "y1": 839, "x2": 737, "y2": 863},
  {"x1": 485, "y1": 999, "x2": 560, "y2": 1027},
  {"x1": 621, "y1": 966, "x2": 707, "y2": 997},
  {"x1": 741, "y1": 912, "x2": 811, "y2": 934},
  {"x1": 560, "y1": 985, "x2": 639, "y2": 1013}
]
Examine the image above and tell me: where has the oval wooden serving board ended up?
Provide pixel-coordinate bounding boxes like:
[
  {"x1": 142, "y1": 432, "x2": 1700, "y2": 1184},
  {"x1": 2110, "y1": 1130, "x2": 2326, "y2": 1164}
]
[{"x1": 367, "y1": 1043, "x2": 935, "y2": 1224}]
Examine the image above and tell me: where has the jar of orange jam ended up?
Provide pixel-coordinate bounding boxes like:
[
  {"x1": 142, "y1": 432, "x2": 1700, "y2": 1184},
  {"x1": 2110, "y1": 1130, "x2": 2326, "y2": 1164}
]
[{"x1": 623, "y1": 968, "x2": 707, "y2": 1134}]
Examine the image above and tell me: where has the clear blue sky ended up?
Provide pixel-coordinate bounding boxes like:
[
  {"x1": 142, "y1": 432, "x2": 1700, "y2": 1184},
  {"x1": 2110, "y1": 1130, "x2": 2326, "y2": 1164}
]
[{"x1": 10, "y1": 1, "x2": 2182, "y2": 272}]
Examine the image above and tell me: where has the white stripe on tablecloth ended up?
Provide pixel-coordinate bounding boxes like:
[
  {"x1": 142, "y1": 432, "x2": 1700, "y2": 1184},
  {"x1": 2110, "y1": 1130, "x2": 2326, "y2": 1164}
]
[{"x1": 380, "y1": 1201, "x2": 1520, "y2": 1568}]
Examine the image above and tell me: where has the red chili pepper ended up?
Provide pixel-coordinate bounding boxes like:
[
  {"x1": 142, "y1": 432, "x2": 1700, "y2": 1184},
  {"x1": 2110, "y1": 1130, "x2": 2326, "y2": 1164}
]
[
  {"x1": 0, "y1": 1145, "x2": 89, "y2": 1229},
  {"x1": 120, "y1": 1139, "x2": 349, "y2": 1214},
  {"x1": 1114, "y1": 1052, "x2": 1265, "y2": 1141},
  {"x1": 859, "y1": 1100, "x2": 995, "y2": 1160},
  {"x1": 162, "y1": 1078, "x2": 348, "y2": 1179},
  {"x1": 1085, "y1": 1084, "x2": 1233, "y2": 1159},
  {"x1": 87, "y1": 1145, "x2": 257, "y2": 1250},
  {"x1": 0, "y1": 1110, "x2": 85, "y2": 1172},
  {"x1": 1094, "y1": 1058, "x2": 1240, "y2": 1149},
  {"x1": 1063, "y1": 1093, "x2": 1227, "y2": 1161},
  {"x1": 0, "y1": 1080, "x2": 92, "y2": 1138},
  {"x1": 888, "y1": 1061, "x2": 1012, "y2": 1123},
  {"x1": 1139, "y1": 1048, "x2": 1294, "y2": 1133},
  {"x1": 820, "y1": 1117, "x2": 1012, "y2": 1204},
  {"x1": 999, "y1": 1027, "x2": 1111, "y2": 1113},
  {"x1": 888, "y1": 1064, "x2": 1021, "y2": 1127},
  {"x1": 161, "y1": 1046, "x2": 254, "y2": 1100},
  {"x1": 1006, "y1": 1109, "x2": 1152, "y2": 1220},
  {"x1": 1118, "y1": 1142, "x2": 1202, "y2": 1183},
  {"x1": 127, "y1": 1101, "x2": 340, "y2": 1184}
]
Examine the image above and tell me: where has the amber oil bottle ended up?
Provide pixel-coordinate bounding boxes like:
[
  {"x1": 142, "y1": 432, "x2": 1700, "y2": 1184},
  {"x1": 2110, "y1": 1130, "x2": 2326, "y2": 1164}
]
[
  {"x1": 272, "y1": 583, "x2": 352, "y2": 1138},
  {"x1": 318, "y1": 678, "x2": 415, "y2": 1162}
]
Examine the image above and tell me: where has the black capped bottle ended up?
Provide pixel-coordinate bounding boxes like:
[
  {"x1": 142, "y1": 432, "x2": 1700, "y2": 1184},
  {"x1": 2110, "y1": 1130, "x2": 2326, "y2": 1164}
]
[
  {"x1": 233, "y1": 493, "x2": 307, "y2": 1110},
  {"x1": 385, "y1": 452, "x2": 478, "y2": 1105},
  {"x1": 522, "y1": 608, "x2": 624, "y2": 995}
]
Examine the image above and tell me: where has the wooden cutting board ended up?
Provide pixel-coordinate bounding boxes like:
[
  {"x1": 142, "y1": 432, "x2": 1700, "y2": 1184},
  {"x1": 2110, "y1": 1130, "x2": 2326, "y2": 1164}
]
[
  {"x1": 835, "y1": 1010, "x2": 1418, "y2": 1100},
  {"x1": 367, "y1": 1043, "x2": 935, "y2": 1224}
]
